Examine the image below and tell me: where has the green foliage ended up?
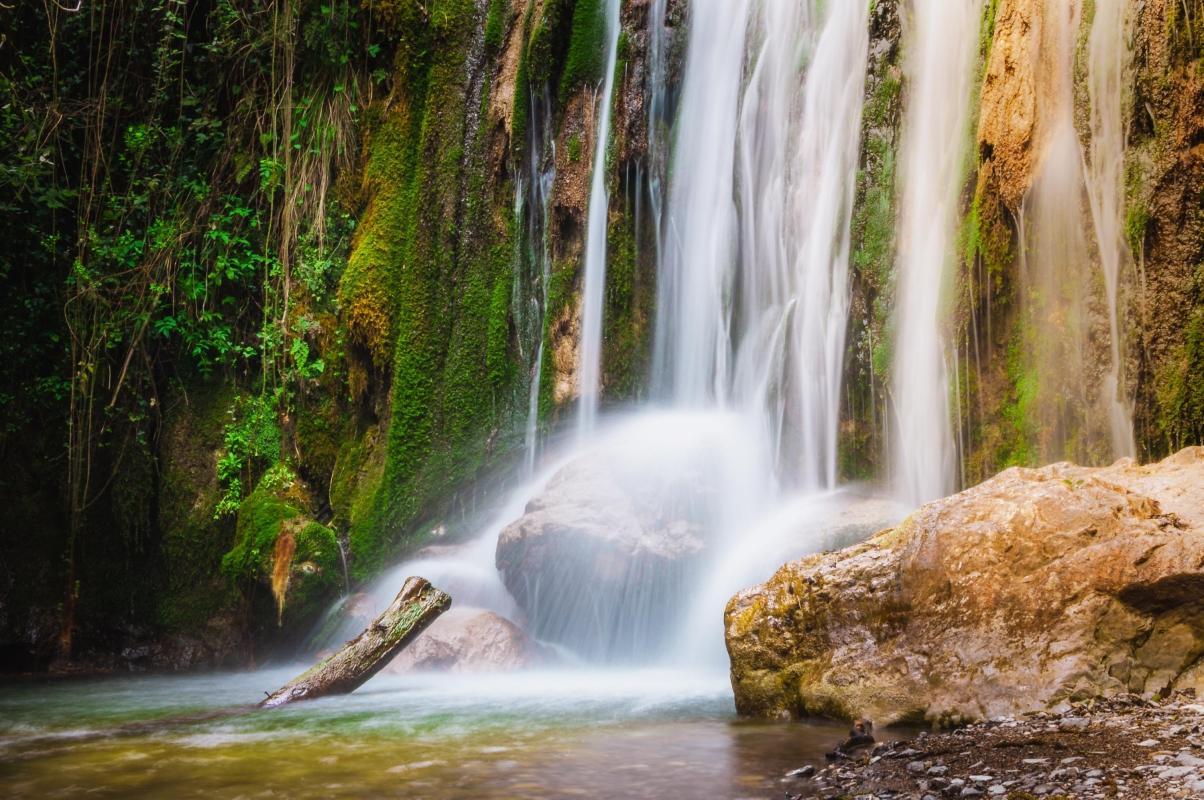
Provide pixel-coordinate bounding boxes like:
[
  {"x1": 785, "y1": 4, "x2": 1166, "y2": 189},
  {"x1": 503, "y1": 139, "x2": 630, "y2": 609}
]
[
  {"x1": 215, "y1": 395, "x2": 282, "y2": 517},
  {"x1": 567, "y1": 134, "x2": 583, "y2": 162}
]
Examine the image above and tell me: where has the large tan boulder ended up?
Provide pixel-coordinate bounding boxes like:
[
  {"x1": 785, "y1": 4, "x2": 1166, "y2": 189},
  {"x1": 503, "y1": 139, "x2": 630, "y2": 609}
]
[{"x1": 725, "y1": 448, "x2": 1204, "y2": 726}]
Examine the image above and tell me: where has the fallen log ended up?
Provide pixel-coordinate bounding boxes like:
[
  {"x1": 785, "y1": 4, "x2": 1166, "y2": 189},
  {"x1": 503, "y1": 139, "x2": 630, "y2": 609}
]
[{"x1": 261, "y1": 576, "x2": 451, "y2": 708}]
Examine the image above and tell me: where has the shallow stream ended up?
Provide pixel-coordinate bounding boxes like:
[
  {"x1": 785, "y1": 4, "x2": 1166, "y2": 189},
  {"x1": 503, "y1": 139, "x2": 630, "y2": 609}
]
[{"x1": 0, "y1": 668, "x2": 859, "y2": 798}]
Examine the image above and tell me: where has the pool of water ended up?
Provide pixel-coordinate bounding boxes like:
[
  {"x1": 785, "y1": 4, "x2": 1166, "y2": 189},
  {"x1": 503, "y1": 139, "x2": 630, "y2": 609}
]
[{"x1": 0, "y1": 668, "x2": 858, "y2": 798}]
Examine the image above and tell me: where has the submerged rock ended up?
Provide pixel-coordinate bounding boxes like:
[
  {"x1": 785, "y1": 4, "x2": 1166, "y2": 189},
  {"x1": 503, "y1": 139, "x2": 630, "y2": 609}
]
[
  {"x1": 726, "y1": 448, "x2": 1204, "y2": 724},
  {"x1": 495, "y1": 456, "x2": 706, "y2": 660},
  {"x1": 385, "y1": 608, "x2": 552, "y2": 673}
]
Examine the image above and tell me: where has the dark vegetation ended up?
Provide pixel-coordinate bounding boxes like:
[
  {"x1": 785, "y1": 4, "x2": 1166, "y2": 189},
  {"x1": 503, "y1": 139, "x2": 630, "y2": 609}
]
[{"x1": 0, "y1": 0, "x2": 627, "y2": 672}]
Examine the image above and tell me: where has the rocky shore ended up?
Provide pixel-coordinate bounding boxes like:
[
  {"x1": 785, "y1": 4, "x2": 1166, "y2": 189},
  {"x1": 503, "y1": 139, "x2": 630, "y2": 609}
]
[{"x1": 788, "y1": 693, "x2": 1204, "y2": 799}]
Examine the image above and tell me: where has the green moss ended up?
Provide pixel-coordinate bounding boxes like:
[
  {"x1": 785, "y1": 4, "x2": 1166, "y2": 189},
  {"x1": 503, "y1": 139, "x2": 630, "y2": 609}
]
[
  {"x1": 156, "y1": 383, "x2": 241, "y2": 632},
  {"x1": 998, "y1": 328, "x2": 1039, "y2": 467},
  {"x1": 843, "y1": 25, "x2": 903, "y2": 479},
  {"x1": 294, "y1": 395, "x2": 343, "y2": 485},
  {"x1": 601, "y1": 211, "x2": 654, "y2": 399},
  {"x1": 526, "y1": 0, "x2": 574, "y2": 87},
  {"x1": 286, "y1": 521, "x2": 343, "y2": 619},
  {"x1": 512, "y1": 42, "x2": 531, "y2": 154},
  {"x1": 484, "y1": 0, "x2": 507, "y2": 52},
  {"x1": 487, "y1": 261, "x2": 515, "y2": 389},
  {"x1": 1155, "y1": 300, "x2": 1204, "y2": 450},
  {"x1": 1124, "y1": 159, "x2": 1150, "y2": 254},
  {"x1": 559, "y1": 0, "x2": 605, "y2": 100},
  {"x1": 221, "y1": 472, "x2": 305, "y2": 585},
  {"x1": 566, "y1": 133, "x2": 582, "y2": 162},
  {"x1": 345, "y1": 0, "x2": 527, "y2": 580}
]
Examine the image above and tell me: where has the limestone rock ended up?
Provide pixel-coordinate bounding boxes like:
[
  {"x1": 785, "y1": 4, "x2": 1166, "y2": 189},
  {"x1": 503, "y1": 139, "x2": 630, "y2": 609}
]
[
  {"x1": 385, "y1": 608, "x2": 552, "y2": 673},
  {"x1": 726, "y1": 448, "x2": 1204, "y2": 725},
  {"x1": 496, "y1": 455, "x2": 705, "y2": 659}
]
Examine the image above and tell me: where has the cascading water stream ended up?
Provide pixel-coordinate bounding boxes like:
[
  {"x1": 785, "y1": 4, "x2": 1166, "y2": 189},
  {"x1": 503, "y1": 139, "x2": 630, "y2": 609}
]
[
  {"x1": 523, "y1": 89, "x2": 557, "y2": 474},
  {"x1": 1085, "y1": 0, "x2": 1136, "y2": 458},
  {"x1": 891, "y1": 0, "x2": 984, "y2": 506},
  {"x1": 658, "y1": 0, "x2": 871, "y2": 661},
  {"x1": 645, "y1": 0, "x2": 670, "y2": 278},
  {"x1": 321, "y1": 0, "x2": 894, "y2": 673},
  {"x1": 576, "y1": 0, "x2": 623, "y2": 436},
  {"x1": 1020, "y1": 0, "x2": 1135, "y2": 464},
  {"x1": 651, "y1": 0, "x2": 749, "y2": 406}
]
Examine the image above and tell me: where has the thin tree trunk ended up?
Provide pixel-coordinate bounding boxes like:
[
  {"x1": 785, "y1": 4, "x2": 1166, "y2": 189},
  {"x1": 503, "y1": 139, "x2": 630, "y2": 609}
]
[{"x1": 260, "y1": 576, "x2": 451, "y2": 708}]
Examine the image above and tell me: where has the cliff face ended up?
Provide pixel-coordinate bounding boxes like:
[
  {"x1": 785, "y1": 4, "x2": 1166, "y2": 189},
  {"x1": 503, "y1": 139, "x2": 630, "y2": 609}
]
[{"x1": 0, "y1": 0, "x2": 676, "y2": 670}]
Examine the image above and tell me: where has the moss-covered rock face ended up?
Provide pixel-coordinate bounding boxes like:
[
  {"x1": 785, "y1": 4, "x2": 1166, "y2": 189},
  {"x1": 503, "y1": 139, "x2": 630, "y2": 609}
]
[
  {"x1": 842, "y1": 0, "x2": 903, "y2": 482},
  {"x1": 1126, "y1": 0, "x2": 1204, "y2": 458},
  {"x1": 222, "y1": 468, "x2": 341, "y2": 639},
  {"x1": 157, "y1": 385, "x2": 240, "y2": 637},
  {"x1": 726, "y1": 448, "x2": 1204, "y2": 725}
]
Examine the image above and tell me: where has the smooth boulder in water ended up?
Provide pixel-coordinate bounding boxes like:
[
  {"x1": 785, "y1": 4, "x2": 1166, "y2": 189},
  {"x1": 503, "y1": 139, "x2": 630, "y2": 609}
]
[
  {"x1": 495, "y1": 456, "x2": 706, "y2": 661},
  {"x1": 385, "y1": 608, "x2": 554, "y2": 673}
]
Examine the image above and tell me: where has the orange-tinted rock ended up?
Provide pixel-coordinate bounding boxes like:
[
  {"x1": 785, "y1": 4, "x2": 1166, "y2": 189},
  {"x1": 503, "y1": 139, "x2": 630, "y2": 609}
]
[{"x1": 726, "y1": 448, "x2": 1204, "y2": 725}]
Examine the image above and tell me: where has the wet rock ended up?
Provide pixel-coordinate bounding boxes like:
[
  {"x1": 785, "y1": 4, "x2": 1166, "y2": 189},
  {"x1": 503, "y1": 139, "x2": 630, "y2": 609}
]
[
  {"x1": 384, "y1": 608, "x2": 553, "y2": 673},
  {"x1": 726, "y1": 448, "x2": 1204, "y2": 723},
  {"x1": 496, "y1": 455, "x2": 705, "y2": 659}
]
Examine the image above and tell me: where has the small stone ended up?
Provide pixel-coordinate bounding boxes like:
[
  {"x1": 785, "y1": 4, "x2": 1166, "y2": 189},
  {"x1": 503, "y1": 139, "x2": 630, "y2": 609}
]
[
  {"x1": 960, "y1": 789, "x2": 983, "y2": 798},
  {"x1": 907, "y1": 761, "x2": 926, "y2": 774},
  {"x1": 1176, "y1": 753, "x2": 1204, "y2": 768},
  {"x1": 1061, "y1": 757, "x2": 1084, "y2": 764},
  {"x1": 1032, "y1": 785, "x2": 1058, "y2": 796},
  {"x1": 1085, "y1": 769, "x2": 1103, "y2": 778},
  {"x1": 969, "y1": 775, "x2": 993, "y2": 782},
  {"x1": 1060, "y1": 716, "x2": 1090, "y2": 730},
  {"x1": 1022, "y1": 758, "x2": 1050, "y2": 765},
  {"x1": 988, "y1": 786, "x2": 1006, "y2": 797},
  {"x1": 927, "y1": 766, "x2": 948, "y2": 776},
  {"x1": 1138, "y1": 739, "x2": 1160, "y2": 747}
]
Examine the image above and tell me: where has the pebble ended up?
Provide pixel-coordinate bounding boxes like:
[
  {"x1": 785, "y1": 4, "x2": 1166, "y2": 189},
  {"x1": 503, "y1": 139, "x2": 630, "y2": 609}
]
[{"x1": 780, "y1": 692, "x2": 1203, "y2": 800}]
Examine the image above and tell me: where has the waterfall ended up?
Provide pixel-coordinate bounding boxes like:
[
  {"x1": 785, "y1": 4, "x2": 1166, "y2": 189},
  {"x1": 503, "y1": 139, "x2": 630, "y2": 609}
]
[
  {"x1": 645, "y1": 0, "x2": 670, "y2": 280},
  {"x1": 891, "y1": 0, "x2": 984, "y2": 505},
  {"x1": 652, "y1": 0, "x2": 866, "y2": 490},
  {"x1": 327, "y1": 0, "x2": 886, "y2": 670},
  {"x1": 651, "y1": 0, "x2": 747, "y2": 406},
  {"x1": 1020, "y1": 0, "x2": 1134, "y2": 465},
  {"x1": 576, "y1": 0, "x2": 623, "y2": 436},
  {"x1": 1085, "y1": 0, "x2": 1136, "y2": 458},
  {"x1": 522, "y1": 88, "x2": 557, "y2": 474}
]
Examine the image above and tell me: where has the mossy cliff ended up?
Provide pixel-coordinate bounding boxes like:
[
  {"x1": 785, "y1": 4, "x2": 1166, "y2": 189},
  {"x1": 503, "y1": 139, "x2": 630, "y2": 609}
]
[{"x1": 0, "y1": 0, "x2": 670, "y2": 670}]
